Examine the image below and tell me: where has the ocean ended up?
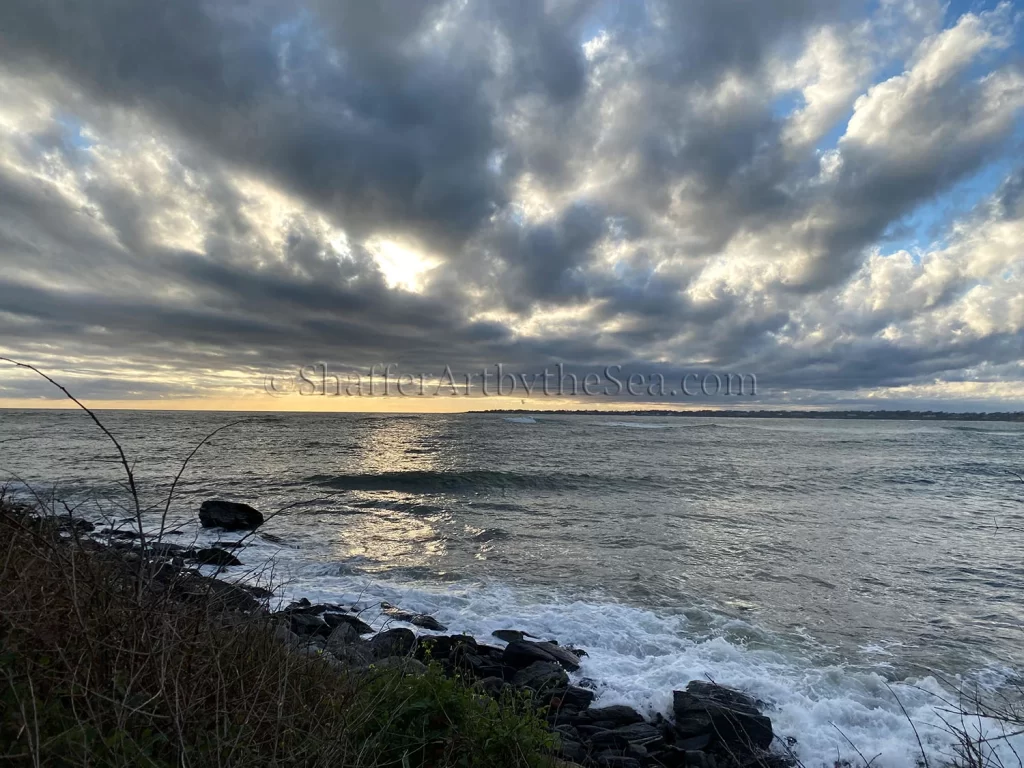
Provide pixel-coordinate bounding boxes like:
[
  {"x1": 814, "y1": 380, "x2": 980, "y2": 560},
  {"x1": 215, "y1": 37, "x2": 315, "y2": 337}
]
[{"x1": 2, "y1": 409, "x2": 1023, "y2": 767}]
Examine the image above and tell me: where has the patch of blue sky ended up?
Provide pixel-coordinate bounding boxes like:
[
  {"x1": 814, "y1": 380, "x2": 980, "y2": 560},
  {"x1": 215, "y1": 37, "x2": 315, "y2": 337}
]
[{"x1": 877, "y1": 150, "x2": 1021, "y2": 259}]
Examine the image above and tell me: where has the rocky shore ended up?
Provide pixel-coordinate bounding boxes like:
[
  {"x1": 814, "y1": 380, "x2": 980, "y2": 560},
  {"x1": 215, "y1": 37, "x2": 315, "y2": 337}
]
[
  {"x1": 273, "y1": 598, "x2": 788, "y2": 768},
  {"x1": 47, "y1": 499, "x2": 795, "y2": 768}
]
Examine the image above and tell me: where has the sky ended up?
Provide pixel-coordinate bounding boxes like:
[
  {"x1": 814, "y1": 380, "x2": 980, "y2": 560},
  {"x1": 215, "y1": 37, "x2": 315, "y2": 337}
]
[{"x1": 0, "y1": 0, "x2": 1022, "y2": 412}]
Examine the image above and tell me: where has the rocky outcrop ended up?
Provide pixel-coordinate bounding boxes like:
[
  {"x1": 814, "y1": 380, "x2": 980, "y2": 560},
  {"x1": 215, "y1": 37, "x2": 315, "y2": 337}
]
[
  {"x1": 268, "y1": 616, "x2": 787, "y2": 768},
  {"x1": 198, "y1": 500, "x2": 264, "y2": 530}
]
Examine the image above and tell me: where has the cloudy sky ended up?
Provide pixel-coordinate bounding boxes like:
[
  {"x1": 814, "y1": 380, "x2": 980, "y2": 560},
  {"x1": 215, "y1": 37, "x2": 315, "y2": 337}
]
[{"x1": 0, "y1": 0, "x2": 1021, "y2": 411}]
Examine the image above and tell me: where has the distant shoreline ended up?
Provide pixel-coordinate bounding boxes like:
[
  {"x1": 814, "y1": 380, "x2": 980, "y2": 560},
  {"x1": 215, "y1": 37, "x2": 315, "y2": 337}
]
[{"x1": 472, "y1": 409, "x2": 1024, "y2": 422}]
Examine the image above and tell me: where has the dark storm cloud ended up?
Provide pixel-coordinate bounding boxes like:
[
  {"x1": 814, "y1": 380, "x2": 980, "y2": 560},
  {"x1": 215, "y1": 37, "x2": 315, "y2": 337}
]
[{"x1": 0, "y1": 0, "x2": 1021, "y2": 406}]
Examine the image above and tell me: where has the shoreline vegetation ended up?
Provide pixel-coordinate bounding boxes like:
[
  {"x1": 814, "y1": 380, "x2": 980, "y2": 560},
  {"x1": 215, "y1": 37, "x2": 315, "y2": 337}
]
[{"x1": 473, "y1": 409, "x2": 1024, "y2": 422}]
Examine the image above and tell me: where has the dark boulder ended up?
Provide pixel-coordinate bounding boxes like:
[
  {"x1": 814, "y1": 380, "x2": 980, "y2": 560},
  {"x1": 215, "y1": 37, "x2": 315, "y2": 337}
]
[
  {"x1": 192, "y1": 548, "x2": 242, "y2": 566},
  {"x1": 325, "y1": 623, "x2": 361, "y2": 652},
  {"x1": 672, "y1": 682, "x2": 773, "y2": 752},
  {"x1": 199, "y1": 500, "x2": 264, "y2": 530},
  {"x1": 323, "y1": 612, "x2": 374, "y2": 635},
  {"x1": 369, "y1": 628, "x2": 417, "y2": 659},
  {"x1": 289, "y1": 614, "x2": 331, "y2": 637},
  {"x1": 548, "y1": 685, "x2": 597, "y2": 711},
  {"x1": 533, "y1": 640, "x2": 584, "y2": 671},
  {"x1": 491, "y1": 629, "x2": 539, "y2": 643},
  {"x1": 502, "y1": 639, "x2": 582, "y2": 672},
  {"x1": 512, "y1": 660, "x2": 569, "y2": 691}
]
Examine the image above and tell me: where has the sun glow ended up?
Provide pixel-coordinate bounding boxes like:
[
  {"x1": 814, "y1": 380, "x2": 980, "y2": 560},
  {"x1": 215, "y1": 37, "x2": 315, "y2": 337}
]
[{"x1": 365, "y1": 237, "x2": 439, "y2": 292}]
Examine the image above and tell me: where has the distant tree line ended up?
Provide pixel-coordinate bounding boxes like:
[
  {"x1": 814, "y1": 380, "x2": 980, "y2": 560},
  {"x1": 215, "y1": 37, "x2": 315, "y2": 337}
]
[{"x1": 473, "y1": 409, "x2": 1024, "y2": 422}]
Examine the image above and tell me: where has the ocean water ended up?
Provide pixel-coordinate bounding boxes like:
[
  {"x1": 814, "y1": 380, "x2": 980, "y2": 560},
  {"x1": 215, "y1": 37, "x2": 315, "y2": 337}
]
[{"x1": 2, "y1": 409, "x2": 1023, "y2": 766}]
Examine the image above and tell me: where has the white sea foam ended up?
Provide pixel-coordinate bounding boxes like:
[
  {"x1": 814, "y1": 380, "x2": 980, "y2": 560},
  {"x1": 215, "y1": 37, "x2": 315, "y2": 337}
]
[
  {"x1": 269, "y1": 570, "x2": 1022, "y2": 768},
  {"x1": 598, "y1": 421, "x2": 672, "y2": 429},
  {"x1": 504, "y1": 416, "x2": 538, "y2": 424}
]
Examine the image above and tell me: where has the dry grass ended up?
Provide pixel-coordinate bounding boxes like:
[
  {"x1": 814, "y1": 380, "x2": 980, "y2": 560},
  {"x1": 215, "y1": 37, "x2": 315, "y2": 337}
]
[{"x1": 0, "y1": 498, "x2": 555, "y2": 767}]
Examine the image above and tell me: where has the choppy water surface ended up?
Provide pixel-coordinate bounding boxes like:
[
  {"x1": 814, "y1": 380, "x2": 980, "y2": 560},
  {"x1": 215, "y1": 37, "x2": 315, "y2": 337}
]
[{"x1": 2, "y1": 409, "x2": 1023, "y2": 766}]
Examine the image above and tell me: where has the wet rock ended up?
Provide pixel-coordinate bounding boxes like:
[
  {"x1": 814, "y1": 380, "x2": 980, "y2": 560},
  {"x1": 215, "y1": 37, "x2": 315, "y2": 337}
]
[
  {"x1": 322, "y1": 611, "x2": 374, "y2": 635},
  {"x1": 502, "y1": 639, "x2": 582, "y2": 672},
  {"x1": 213, "y1": 541, "x2": 246, "y2": 549},
  {"x1": 192, "y1": 548, "x2": 242, "y2": 566},
  {"x1": 548, "y1": 685, "x2": 597, "y2": 711},
  {"x1": 199, "y1": 499, "x2": 264, "y2": 531},
  {"x1": 380, "y1": 601, "x2": 447, "y2": 631},
  {"x1": 672, "y1": 682, "x2": 774, "y2": 752},
  {"x1": 491, "y1": 629, "x2": 539, "y2": 643},
  {"x1": 368, "y1": 628, "x2": 416, "y2": 659},
  {"x1": 512, "y1": 660, "x2": 569, "y2": 691}
]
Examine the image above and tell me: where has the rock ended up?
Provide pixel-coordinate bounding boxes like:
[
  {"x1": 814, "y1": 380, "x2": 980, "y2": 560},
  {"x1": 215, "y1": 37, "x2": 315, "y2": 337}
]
[
  {"x1": 512, "y1": 660, "x2": 569, "y2": 691},
  {"x1": 380, "y1": 602, "x2": 447, "y2": 631},
  {"x1": 581, "y1": 705, "x2": 645, "y2": 727},
  {"x1": 603, "y1": 722, "x2": 664, "y2": 748},
  {"x1": 672, "y1": 682, "x2": 774, "y2": 752},
  {"x1": 654, "y1": 747, "x2": 716, "y2": 768},
  {"x1": 171, "y1": 573, "x2": 261, "y2": 612},
  {"x1": 533, "y1": 641, "x2": 584, "y2": 671},
  {"x1": 416, "y1": 634, "x2": 457, "y2": 661},
  {"x1": 325, "y1": 623, "x2": 361, "y2": 653},
  {"x1": 473, "y1": 676, "x2": 507, "y2": 697},
  {"x1": 491, "y1": 629, "x2": 538, "y2": 643},
  {"x1": 322, "y1": 612, "x2": 374, "y2": 635},
  {"x1": 368, "y1": 628, "x2": 416, "y2": 659},
  {"x1": 199, "y1": 499, "x2": 264, "y2": 531},
  {"x1": 502, "y1": 639, "x2": 582, "y2": 672},
  {"x1": 595, "y1": 756, "x2": 640, "y2": 768},
  {"x1": 329, "y1": 640, "x2": 372, "y2": 667},
  {"x1": 548, "y1": 686, "x2": 597, "y2": 711},
  {"x1": 556, "y1": 736, "x2": 588, "y2": 764},
  {"x1": 289, "y1": 614, "x2": 331, "y2": 637},
  {"x1": 56, "y1": 516, "x2": 95, "y2": 533},
  {"x1": 192, "y1": 548, "x2": 242, "y2": 566},
  {"x1": 213, "y1": 541, "x2": 246, "y2": 549},
  {"x1": 273, "y1": 624, "x2": 301, "y2": 648},
  {"x1": 372, "y1": 656, "x2": 428, "y2": 676},
  {"x1": 147, "y1": 542, "x2": 188, "y2": 557}
]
